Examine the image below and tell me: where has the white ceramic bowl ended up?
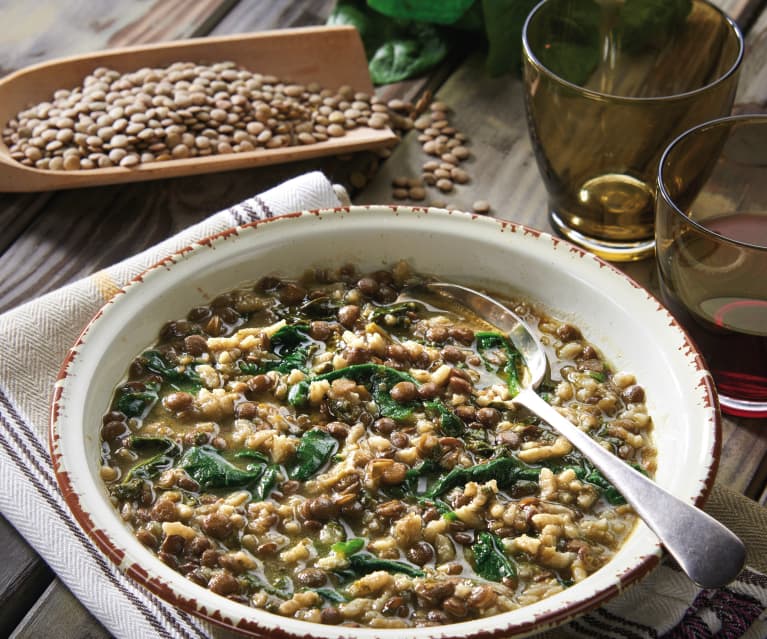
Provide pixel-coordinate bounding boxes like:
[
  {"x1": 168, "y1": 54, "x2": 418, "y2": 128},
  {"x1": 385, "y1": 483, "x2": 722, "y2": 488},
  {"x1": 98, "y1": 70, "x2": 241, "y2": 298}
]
[{"x1": 51, "y1": 206, "x2": 720, "y2": 638}]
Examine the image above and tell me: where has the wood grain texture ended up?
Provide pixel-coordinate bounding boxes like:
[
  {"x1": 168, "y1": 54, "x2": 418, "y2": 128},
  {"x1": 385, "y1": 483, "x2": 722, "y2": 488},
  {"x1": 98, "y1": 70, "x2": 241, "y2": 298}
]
[
  {"x1": 0, "y1": 156, "x2": 354, "y2": 314},
  {"x1": 0, "y1": 517, "x2": 53, "y2": 636},
  {"x1": 9, "y1": 581, "x2": 105, "y2": 639},
  {"x1": 735, "y1": 1, "x2": 767, "y2": 108},
  {"x1": 0, "y1": 0, "x2": 237, "y2": 280},
  {"x1": 0, "y1": 0, "x2": 236, "y2": 77},
  {"x1": 207, "y1": 0, "x2": 335, "y2": 34}
]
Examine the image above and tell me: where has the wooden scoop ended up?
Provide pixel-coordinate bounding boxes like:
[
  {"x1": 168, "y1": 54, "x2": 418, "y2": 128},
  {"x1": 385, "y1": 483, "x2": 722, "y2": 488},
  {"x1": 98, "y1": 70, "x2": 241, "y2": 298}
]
[{"x1": 0, "y1": 26, "x2": 396, "y2": 192}]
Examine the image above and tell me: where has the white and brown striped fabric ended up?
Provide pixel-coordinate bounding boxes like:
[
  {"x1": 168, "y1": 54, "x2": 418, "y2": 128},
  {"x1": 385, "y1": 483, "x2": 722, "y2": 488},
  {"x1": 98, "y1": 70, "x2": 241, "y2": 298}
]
[{"x1": 0, "y1": 170, "x2": 764, "y2": 638}]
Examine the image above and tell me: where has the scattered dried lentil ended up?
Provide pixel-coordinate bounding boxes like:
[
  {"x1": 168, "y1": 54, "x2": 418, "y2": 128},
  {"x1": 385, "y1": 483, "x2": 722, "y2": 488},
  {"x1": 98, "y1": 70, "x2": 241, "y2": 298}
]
[{"x1": 472, "y1": 200, "x2": 491, "y2": 214}]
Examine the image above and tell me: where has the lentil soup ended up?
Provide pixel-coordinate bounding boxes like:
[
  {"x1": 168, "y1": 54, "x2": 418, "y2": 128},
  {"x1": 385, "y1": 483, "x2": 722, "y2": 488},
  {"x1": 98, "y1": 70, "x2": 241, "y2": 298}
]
[{"x1": 100, "y1": 262, "x2": 656, "y2": 629}]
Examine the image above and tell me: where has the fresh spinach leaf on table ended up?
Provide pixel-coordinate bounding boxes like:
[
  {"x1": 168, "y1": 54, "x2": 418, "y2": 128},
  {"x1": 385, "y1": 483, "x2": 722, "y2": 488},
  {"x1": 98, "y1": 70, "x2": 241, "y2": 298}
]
[
  {"x1": 327, "y1": 0, "x2": 453, "y2": 83},
  {"x1": 329, "y1": 0, "x2": 694, "y2": 84}
]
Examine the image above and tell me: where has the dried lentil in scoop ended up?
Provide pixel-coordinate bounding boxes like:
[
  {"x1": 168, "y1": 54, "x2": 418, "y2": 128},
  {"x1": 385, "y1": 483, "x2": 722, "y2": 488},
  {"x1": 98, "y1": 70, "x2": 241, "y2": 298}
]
[{"x1": 3, "y1": 61, "x2": 379, "y2": 171}]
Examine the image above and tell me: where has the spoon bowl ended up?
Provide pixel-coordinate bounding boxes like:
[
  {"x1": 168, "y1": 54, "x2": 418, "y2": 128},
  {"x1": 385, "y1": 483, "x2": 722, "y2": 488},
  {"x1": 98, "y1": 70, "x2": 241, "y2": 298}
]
[{"x1": 408, "y1": 281, "x2": 746, "y2": 589}]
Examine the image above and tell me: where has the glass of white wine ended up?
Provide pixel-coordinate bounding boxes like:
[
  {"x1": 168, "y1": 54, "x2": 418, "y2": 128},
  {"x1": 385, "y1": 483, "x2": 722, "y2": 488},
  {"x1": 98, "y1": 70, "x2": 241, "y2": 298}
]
[{"x1": 522, "y1": 0, "x2": 743, "y2": 261}]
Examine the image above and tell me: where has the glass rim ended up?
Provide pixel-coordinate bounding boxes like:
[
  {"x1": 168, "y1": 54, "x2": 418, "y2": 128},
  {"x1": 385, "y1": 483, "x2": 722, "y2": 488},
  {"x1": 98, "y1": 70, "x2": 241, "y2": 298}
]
[
  {"x1": 521, "y1": 0, "x2": 744, "y2": 105},
  {"x1": 657, "y1": 113, "x2": 767, "y2": 253}
]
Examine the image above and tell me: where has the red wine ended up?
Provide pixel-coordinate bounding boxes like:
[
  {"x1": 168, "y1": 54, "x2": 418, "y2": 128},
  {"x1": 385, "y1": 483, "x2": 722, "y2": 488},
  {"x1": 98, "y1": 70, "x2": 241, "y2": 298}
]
[
  {"x1": 704, "y1": 213, "x2": 767, "y2": 247},
  {"x1": 659, "y1": 213, "x2": 767, "y2": 417},
  {"x1": 662, "y1": 290, "x2": 767, "y2": 413}
]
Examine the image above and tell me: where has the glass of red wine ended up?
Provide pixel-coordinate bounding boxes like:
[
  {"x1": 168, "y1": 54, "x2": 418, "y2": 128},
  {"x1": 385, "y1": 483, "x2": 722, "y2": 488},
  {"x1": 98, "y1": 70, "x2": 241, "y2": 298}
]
[{"x1": 656, "y1": 115, "x2": 767, "y2": 418}]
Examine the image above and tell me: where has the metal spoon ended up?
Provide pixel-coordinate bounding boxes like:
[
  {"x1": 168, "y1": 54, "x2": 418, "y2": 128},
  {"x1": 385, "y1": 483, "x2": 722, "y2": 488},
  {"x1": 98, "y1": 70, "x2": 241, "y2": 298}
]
[{"x1": 409, "y1": 281, "x2": 746, "y2": 588}]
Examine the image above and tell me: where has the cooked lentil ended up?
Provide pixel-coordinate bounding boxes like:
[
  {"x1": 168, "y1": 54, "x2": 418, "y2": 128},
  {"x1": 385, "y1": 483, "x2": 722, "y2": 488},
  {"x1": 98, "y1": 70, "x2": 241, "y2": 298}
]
[{"x1": 100, "y1": 261, "x2": 655, "y2": 628}]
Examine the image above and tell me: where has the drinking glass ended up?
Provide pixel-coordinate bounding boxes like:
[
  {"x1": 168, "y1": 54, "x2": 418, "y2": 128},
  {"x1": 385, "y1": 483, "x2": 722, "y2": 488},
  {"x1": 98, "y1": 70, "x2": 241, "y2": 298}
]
[
  {"x1": 656, "y1": 115, "x2": 767, "y2": 418},
  {"x1": 522, "y1": 0, "x2": 743, "y2": 261}
]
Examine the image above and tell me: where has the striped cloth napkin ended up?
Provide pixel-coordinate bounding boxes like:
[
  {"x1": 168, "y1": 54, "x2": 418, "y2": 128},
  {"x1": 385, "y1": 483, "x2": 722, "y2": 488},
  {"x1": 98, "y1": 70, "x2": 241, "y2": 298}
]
[{"x1": 0, "y1": 170, "x2": 765, "y2": 639}]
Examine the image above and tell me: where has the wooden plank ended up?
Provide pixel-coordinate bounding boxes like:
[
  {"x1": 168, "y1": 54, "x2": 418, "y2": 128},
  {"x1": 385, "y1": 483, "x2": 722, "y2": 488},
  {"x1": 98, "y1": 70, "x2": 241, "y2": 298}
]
[
  {"x1": 719, "y1": 417, "x2": 767, "y2": 498},
  {"x1": 0, "y1": 517, "x2": 53, "y2": 636},
  {"x1": 0, "y1": 157, "x2": 348, "y2": 314},
  {"x1": 727, "y1": 0, "x2": 767, "y2": 30},
  {"x1": 9, "y1": 580, "x2": 107, "y2": 639},
  {"x1": 0, "y1": 0, "x2": 237, "y2": 76},
  {"x1": 107, "y1": 0, "x2": 238, "y2": 46},
  {"x1": 356, "y1": 49, "x2": 546, "y2": 219},
  {"x1": 207, "y1": 0, "x2": 335, "y2": 34},
  {"x1": 0, "y1": 3, "x2": 253, "y2": 638},
  {"x1": 734, "y1": 1, "x2": 767, "y2": 109}
]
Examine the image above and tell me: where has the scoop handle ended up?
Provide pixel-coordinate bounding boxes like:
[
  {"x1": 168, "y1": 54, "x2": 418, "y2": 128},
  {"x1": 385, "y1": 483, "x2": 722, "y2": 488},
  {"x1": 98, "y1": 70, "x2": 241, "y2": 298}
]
[{"x1": 514, "y1": 388, "x2": 746, "y2": 588}]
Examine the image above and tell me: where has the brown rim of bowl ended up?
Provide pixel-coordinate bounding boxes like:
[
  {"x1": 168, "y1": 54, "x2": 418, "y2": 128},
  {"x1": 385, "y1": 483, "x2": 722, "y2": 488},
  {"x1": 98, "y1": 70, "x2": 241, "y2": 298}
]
[{"x1": 49, "y1": 206, "x2": 720, "y2": 638}]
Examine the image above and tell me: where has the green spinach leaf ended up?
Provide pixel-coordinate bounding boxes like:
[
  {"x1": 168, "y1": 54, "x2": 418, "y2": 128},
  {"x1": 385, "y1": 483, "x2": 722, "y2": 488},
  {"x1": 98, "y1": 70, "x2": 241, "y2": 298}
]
[
  {"x1": 290, "y1": 364, "x2": 418, "y2": 420},
  {"x1": 328, "y1": 0, "x2": 450, "y2": 85},
  {"x1": 472, "y1": 531, "x2": 516, "y2": 582},
  {"x1": 331, "y1": 537, "x2": 365, "y2": 555},
  {"x1": 368, "y1": 25, "x2": 448, "y2": 85},
  {"x1": 178, "y1": 445, "x2": 263, "y2": 489},
  {"x1": 115, "y1": 381, "x2": 160, "y2": 418},
  {"x1": 141, "y1": 350, "x2": 201, "y2": 391},
  {"x1": 240, "y1": 323, "x2": 313, "y2": 375},
  {"x1": 125, "y1": 436, "x2": 181, "y2": 481},
  {"x1": 475, "y1": 331, "x2": 523, "y2": 396},
  {"x1": 252, "y1": 464, "x2": 281, "y2": 501},
  {"x1": 424, "y1": 399, "x2": 464, "y2": 436},
  {"x1": 311, "y1": 588, "x2": 348, "y2": 603},
  {"x1": 289, "y1": 430, "x2": 339, "y2": 481},
  {"x1": 112, "y1": 436, "x2": 182, "y2": 499},
  {"x1": 347, "y1": 552, "x2": 425, "y2": 578},
  {"x1": 426, "y1": 456, "x2": 540, "y2": 498}
]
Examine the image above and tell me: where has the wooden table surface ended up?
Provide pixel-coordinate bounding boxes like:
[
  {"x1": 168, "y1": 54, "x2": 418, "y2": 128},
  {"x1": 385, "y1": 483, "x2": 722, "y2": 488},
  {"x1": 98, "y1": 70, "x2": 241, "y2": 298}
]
[{"x1": 1, "y1": 1, "x2": 766, "y2": 637}]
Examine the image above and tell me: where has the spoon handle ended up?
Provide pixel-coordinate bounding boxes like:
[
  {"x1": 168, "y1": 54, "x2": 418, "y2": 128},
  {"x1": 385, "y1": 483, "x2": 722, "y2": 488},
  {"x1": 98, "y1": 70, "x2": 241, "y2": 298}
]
[{"x1": 514, "y1": 388, "x2": 746, "y2": 588}]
